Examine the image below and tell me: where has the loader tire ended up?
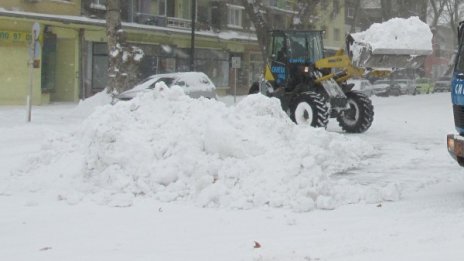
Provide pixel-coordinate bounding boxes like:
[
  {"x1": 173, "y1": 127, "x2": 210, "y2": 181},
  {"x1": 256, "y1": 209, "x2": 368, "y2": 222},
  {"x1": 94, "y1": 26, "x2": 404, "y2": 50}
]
[
  {"x1": 289, "y1": 92, "x2": 329, "y2": 128},
  {"x1": 336, "y1": 91, "x2": 374, "y2": 133},
  {"x1": 249, "y1": 82, "x2": 259, "y2": 94}
]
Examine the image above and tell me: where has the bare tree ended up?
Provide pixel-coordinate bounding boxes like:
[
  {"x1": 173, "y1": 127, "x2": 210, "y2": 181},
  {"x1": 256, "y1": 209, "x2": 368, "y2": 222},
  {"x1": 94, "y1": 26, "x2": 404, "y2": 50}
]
[
  {"x1": 240, "y1": 0, "x2": 320, "y2": 63},
  {"x1": 429, "y1": 0, "x2": 447, "y2": 27},
  {"x1": 380, "y1": 0, "x2": 428, "y2": 21},
  {"x1": 291, "y1": 0, "x2": 322, "y2": 30},
  {"x1": 444, "y1": 0, "x2": 463, "y2": 45}
]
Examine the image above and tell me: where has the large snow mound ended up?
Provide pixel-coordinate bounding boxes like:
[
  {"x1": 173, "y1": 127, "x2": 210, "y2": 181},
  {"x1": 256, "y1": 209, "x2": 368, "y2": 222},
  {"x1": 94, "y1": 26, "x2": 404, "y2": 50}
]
[
  {"x1": 3, "y1": 87, "x2": 400, "y2": 211},
  {"x1": 351, "y1": 16, "x2": 433, "y2": 55}
]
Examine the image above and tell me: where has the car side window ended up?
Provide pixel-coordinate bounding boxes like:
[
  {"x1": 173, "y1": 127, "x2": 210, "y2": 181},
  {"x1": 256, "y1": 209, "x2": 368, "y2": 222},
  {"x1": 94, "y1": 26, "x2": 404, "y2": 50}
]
[{"x1": 176, "y1": 80, "x2": 186, "y2": 87}]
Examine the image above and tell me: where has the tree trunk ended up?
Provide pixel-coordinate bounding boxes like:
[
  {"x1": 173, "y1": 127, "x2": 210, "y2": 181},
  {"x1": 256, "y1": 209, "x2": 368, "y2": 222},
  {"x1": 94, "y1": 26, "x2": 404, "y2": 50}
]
[
  {"x1": 106, "y1": 0, "x2": 125, "y2": 95},
  {"x1": 241, "y1": 0, "x2": 271, "y2": 65}
]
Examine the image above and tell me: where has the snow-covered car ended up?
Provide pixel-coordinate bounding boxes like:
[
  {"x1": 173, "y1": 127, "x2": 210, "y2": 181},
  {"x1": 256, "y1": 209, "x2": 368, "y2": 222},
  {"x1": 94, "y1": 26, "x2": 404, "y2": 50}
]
[
  {"x1": 371, "y1": 80, "x2": 401, "y2": 96},
  {"x1": 393, "y1": 79, "x2": 416, "y2": 95},
  {"x1": 434, "y1": 76, "x2": 451, "y2": 92},
  {"x1": 347, "y1": 79, "x2": 374, "y2": 96},
  {"x1": 115, "y1": 72, "x2": 217, "y2": 101}
]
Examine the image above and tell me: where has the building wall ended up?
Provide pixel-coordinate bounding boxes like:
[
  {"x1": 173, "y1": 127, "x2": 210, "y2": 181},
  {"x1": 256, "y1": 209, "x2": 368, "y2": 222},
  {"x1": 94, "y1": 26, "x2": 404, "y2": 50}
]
[
  {"x1": 0, "y1": 19, "x2": 44, "y2": 105},
  {"x1": 0, "y1": 0, "x2": 81, "y2": 16},
  {"x1": 0, "y1": 16, "x2": 82, "y2": 105},
  {"x1": 52, "y1": 34, "x2": 79, "y2": 102},
  {"x1": 316, "y1": 0, "x2": 346, "y2": 51}
]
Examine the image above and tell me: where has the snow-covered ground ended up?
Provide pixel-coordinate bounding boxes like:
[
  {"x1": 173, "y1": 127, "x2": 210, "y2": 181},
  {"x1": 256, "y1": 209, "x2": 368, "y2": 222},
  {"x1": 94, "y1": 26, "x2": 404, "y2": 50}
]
[{"x1": 1, "y1": 91, "x2": 464, "y2": 261}]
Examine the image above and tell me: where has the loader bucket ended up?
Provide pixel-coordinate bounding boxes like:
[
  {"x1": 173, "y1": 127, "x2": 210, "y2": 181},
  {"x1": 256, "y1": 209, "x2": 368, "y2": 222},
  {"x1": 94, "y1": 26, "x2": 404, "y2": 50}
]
[
  {"x1": 347, "y1": 38, "x2": 431, "y2": 69},
  {"x1": 346, "y1": 17, "x2": 433, "y2": 69}
]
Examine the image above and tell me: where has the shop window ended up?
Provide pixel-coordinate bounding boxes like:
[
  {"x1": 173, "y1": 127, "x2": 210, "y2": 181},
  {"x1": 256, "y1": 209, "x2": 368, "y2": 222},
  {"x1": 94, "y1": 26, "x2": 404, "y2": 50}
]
[
  {"x1": 41, "y1": 32, "x2": 57, "y2": 91},
  {"x1": 91, "y1": 43, "x2": 108, "y2": 93},
  {"x1": 140, "y1": 55, "x2": 158, "y2": 78}
]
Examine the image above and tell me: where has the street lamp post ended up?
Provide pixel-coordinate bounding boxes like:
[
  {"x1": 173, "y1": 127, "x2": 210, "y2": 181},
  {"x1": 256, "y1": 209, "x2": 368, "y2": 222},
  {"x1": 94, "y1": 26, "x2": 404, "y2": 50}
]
[{"x1": 190, "y1": 0, "x2": 196, "y2": 71}]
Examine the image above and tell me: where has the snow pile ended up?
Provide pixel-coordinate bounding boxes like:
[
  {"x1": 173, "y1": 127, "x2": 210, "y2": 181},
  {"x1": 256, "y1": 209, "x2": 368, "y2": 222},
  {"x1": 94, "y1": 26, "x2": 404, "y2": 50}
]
[
  {"x1": 351, "y1": 16, "x2": 432, "y2": 55},
  {"x1": 72, "y1": 89, "x2": 112, "y2": 117},
  {"x1": 5, "y1": 87, "x2": 400, "y2": 211}
]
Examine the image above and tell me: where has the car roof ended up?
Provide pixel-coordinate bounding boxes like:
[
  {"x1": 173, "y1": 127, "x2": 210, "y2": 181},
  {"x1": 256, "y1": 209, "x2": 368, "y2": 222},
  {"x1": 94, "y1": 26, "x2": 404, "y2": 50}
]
[{"x1": 132, "y1": 72, "x2": 216, "y2": 92}]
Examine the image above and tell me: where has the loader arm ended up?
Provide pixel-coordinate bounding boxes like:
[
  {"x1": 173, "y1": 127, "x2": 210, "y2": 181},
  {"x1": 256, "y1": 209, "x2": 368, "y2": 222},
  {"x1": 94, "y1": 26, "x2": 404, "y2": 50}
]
[{"x1": 314, "y1": 49, "x2": 390, "y2": 84}]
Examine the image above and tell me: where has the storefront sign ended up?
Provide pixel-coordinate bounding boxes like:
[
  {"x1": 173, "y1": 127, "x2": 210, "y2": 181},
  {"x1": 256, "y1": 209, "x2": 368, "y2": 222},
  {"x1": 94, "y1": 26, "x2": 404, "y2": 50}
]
[{"x1": 0, "y1": 31, "x2": 32, "y2": 44}]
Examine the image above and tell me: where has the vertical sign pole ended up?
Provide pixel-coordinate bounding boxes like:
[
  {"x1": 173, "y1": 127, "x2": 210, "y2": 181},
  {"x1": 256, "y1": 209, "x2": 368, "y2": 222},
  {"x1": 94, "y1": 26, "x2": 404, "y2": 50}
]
[
  {"x1": 28, "y1": 22, "x2": 40, "y2": 123},
  {"x1": 231, "y1": 56, "x2": 240, "y2": 104},
  {"x1": 234, "y1": 68, "x2": 237, "y2": 104},
  {"x1": 27, "y1": 52, "x2": 33, "y2": 122}
]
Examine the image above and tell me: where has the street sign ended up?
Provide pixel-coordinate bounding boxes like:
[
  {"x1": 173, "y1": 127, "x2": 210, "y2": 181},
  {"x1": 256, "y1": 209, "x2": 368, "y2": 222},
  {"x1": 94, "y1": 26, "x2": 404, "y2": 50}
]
[
  {"x1": 32, "y1": 22, "x2": 40, "y2": 41},
  {"x1": 29, "y1": 41, "x2": 41, "y2": 60},
  {"x1": 231, "y1": 56, "x2": 241, "y2": 69}
]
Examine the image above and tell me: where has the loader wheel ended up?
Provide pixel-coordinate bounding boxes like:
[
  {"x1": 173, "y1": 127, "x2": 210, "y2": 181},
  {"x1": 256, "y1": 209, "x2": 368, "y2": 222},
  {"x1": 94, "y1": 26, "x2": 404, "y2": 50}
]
[
  {"x1": 336, "y1": 91, "x2": 374, "y2": 133},
  {"x1": 249, "y1": 82, "x2": 259, "y2": 94},
  {"x1": 289, "y1": 92, "x2": 329, "y2": 128}
]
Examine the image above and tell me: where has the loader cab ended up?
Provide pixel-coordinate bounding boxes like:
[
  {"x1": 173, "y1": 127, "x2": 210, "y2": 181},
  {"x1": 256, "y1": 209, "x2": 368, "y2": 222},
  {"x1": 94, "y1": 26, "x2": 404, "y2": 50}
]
[
  {"x1": 452, "y1": 21, "x2": 464, "y2": 134},
  {"x1": 269, "y1": 30, "x2": 325, "y2": 86}
]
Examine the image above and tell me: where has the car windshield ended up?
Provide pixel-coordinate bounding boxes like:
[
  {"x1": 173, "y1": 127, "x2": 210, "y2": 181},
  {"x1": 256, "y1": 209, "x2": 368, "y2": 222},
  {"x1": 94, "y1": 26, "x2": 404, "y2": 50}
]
[{"x1": 148, "y1": 77, "x2": 175, "y2": 89}]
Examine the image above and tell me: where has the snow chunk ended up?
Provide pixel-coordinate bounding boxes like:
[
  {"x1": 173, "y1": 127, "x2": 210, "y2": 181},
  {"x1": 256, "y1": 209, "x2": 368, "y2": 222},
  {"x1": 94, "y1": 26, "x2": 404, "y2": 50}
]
[{"x1": 351, "y1": 16, "x2": 432, "y2": 55}]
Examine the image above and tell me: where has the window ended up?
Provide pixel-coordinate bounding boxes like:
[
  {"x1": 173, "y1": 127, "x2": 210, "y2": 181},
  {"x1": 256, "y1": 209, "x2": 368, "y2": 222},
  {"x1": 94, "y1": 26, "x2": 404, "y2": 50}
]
[
  {"x1": 455, "y1": 44, "x2": 464, "y2": 73},
  {"x1": 333, "y1": 28, "x2": 340, "y2": 41},
  {"x1": 347, "y1": 7, "x2": 354, "y2": 18},
  {"x1": 322, "y1": 1, "x2": 329, "y2": 10},
  {"x1": 92, "y1": 43, "x2": 108, "y2": 92},
  {"x1": 90, "y1": 0, "x2": 106, "y2": 10},
  {"x1": 227, "y1": 5, "x2": 243, "y2": 28},
  {"x1": 157, "y1": 0, "x2": 174, "y2": 17},
  {"x1": 333, "y1": 0, "x2": 339, "y2": 13},
  {"x1": 321, "y1": 26, "x2": 327, "y2": 39},
  {"x1": 181, "y1": 0, "x2": 191, "y2": 19},
  {"x1": 159, "y1": 0, "x2": 166, "y2": 16},
  {"x1": 41, "y1": 32, "x2": 57, "y2": 91}
]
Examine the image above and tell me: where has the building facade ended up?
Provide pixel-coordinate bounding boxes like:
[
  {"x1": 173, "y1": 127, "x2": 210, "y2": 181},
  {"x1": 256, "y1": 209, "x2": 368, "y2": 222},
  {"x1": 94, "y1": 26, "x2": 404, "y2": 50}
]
[{"x1": 0, "y1": 0, "x2": 347, "y2": 105}]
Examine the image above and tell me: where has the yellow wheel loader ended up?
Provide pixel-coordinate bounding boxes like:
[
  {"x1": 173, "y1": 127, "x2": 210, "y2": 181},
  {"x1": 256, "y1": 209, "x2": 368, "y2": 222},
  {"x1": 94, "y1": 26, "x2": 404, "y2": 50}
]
[{"x1": 249, "y1": 30, "x2": 428, "y2": 133}]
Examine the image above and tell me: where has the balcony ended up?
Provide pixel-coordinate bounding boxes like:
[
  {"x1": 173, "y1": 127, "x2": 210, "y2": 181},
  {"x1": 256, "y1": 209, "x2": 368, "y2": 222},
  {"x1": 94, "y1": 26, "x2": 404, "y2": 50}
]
[{"x1": 135, "y1": 13, "x2": 192, "y2": 30}]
